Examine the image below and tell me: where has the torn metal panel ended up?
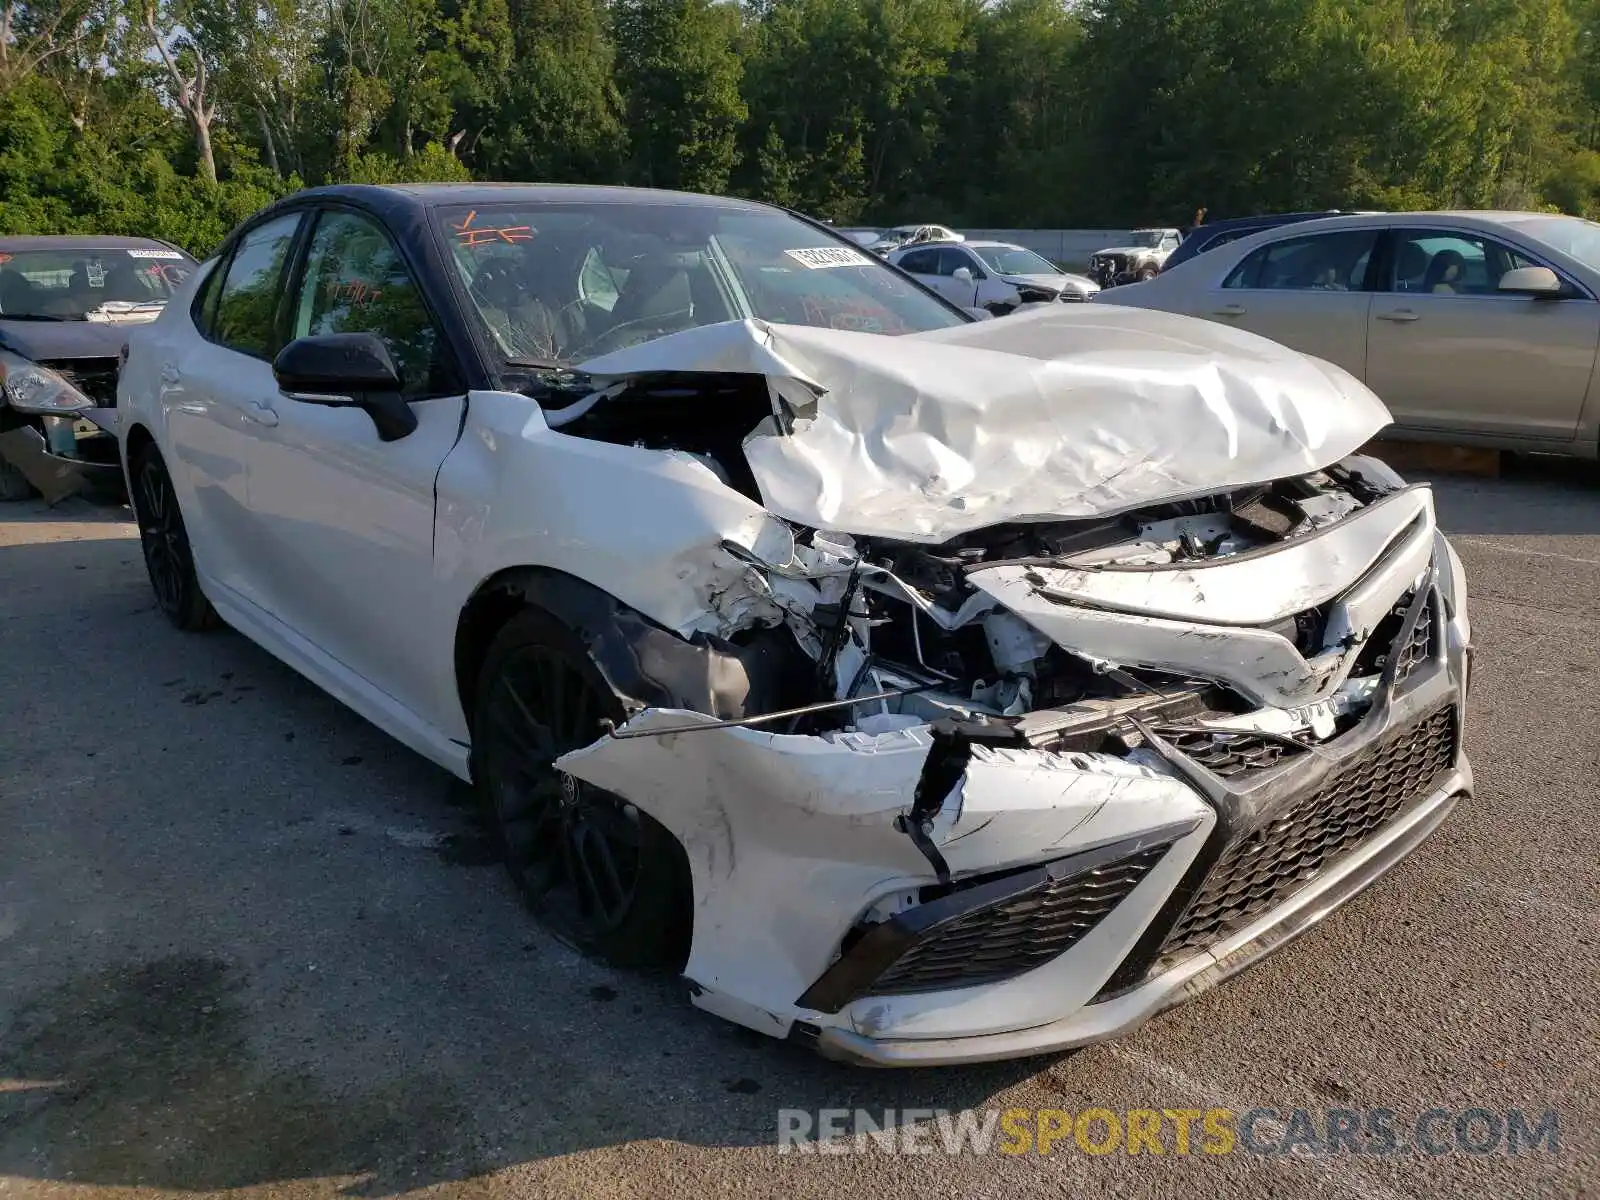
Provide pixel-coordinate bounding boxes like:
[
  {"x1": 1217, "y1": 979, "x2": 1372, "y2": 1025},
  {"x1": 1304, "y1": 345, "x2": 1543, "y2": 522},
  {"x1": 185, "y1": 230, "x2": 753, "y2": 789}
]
[
  {"x1": 0, "y1": 425, "x2": 84, "y2": 503},
  {"x1": 556, "y1": 706, "x2": 1214, "y2": 1040},
  {"x1": 1024, "y1": 487, "x2": 1433, "y2": 626},
  {"x1": 576, "y1": 308, "x2": 1392, "y2": 543},
  {"x1": 436, "y1": 390, "x2": 812, "y2": 643}
]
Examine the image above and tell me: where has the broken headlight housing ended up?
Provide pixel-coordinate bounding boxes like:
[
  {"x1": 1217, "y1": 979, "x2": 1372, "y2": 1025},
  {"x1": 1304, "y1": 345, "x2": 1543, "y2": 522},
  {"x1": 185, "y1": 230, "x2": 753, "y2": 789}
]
[{"x1": 0, "y1": 351, "x2": 95, "y2": 415}]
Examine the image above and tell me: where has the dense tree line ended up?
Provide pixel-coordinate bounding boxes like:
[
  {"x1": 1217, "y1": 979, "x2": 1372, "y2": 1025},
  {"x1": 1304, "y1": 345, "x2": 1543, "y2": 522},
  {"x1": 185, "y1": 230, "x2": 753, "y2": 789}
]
[{"x1": 6, "y1": 0, "x2": 1600, "y2": 256}]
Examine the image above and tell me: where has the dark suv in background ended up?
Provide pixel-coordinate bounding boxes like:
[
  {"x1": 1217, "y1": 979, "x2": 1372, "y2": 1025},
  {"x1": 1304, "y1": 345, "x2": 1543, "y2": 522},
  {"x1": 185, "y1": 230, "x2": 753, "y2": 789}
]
[{"x1": 1160, "y1": 211, "x2": 1379, "y2": 274}]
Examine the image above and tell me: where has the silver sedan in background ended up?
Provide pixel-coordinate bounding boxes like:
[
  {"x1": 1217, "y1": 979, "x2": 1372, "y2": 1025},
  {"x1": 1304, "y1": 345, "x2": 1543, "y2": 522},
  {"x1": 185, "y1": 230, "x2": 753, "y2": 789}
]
[{"x1": 1100, "y1": 210, "x2": 1600, "y2": 460}]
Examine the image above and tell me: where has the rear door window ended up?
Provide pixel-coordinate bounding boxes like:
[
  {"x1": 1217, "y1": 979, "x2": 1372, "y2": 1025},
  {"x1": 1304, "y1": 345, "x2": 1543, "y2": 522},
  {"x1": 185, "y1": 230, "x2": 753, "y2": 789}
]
[
  {"x1": 211, "y1": 213, "x2": 304, "y2": 359},
  {"x1": 1223, "y1": 229, "x2": 1380, "y2": 292}
]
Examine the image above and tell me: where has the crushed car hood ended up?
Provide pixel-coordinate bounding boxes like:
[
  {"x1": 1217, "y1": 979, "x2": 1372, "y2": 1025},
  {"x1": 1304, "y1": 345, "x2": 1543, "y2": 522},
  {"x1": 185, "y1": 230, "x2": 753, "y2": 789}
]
[
  {"x1": 577, "y1": 304, "x2": 1392, "y2": 543},
  {"x1": 0, "y1": 319, "x2": 133, "y2": 361}
]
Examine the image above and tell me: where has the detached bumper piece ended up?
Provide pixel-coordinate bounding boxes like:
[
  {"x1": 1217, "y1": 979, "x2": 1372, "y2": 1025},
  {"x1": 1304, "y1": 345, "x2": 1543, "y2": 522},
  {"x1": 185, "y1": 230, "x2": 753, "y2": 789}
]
[{"x1": 797, "y1": 827, "x2": 1192, "y2": 1014}]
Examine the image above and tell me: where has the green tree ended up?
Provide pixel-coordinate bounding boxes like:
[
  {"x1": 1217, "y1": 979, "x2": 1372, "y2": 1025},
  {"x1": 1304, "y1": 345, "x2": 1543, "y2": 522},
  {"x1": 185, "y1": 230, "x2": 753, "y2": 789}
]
[{"x1": 612, "y1": 0, "x2": 746, "y2": 193}]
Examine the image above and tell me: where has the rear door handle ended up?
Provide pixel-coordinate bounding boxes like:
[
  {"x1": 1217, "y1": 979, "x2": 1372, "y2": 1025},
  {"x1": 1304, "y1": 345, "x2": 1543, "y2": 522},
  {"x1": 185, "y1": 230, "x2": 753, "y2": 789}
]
[
  {"x1": 1212, "y1": 304, "x2": 1247, "y2": 317},
  {"x1": 1377, "y1": 309, "x2": 1420, "y2": 323},
  {"x1": 243, "y1": 400, "x2": 279, "y2": 427}
]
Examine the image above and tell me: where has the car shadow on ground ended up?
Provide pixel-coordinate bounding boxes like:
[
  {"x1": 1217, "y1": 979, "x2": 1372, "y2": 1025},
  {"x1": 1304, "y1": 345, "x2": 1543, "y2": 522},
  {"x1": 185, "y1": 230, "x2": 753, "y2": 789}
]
[
  {"x1": 1422, "y1": 454, "x2": 1600, "y2": 537},
  {"x1": 0, "y1": 526, "x2": 1052, "y2": 1195}
]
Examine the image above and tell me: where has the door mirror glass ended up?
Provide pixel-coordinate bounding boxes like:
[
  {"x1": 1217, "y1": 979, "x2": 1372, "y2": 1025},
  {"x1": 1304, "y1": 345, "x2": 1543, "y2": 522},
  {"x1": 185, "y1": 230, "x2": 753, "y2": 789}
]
[
  {"x1": 273, "y1": 333, "x2": 417, "y2": 442},
  {"x1": 1497, "y1": 265, "x2": 1563, "y2": 296}
]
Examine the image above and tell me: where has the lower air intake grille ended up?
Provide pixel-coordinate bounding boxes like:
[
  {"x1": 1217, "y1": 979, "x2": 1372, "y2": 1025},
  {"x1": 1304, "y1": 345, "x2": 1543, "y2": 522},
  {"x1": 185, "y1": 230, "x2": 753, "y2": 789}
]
[
  {"x1": 1158, "y1": 728, "x2": 1303, "y2": 777},
  {"x1": 1153, "y1": 706, "x2": 1458, "y2": 966},
  {"x1": 1393, "y1": 594, "x2": 1437, "y2": 683},
  {"x1": 869, "y1": 843, "x2": 1168, "y2": 996},
  {"x1": 796, "y1": 833, "x2": 1187, "y2": 1013}
]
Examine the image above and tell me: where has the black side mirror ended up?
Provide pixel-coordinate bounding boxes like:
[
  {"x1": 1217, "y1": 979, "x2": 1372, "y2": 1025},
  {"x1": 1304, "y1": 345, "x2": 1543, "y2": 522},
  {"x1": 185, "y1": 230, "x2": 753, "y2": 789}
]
[{"x1": 272, "y1": 333, "x2": 417, "y2": 442}]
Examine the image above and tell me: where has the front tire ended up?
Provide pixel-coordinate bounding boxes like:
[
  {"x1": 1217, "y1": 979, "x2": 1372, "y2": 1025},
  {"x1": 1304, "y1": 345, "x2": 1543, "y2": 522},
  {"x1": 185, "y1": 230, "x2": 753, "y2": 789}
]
[
  {"x1": 130, "y1": 444, "x2": 220, "y2": 632},
  {"x1": 473, "y1": 609, "x2": 692, "y2": 968}
]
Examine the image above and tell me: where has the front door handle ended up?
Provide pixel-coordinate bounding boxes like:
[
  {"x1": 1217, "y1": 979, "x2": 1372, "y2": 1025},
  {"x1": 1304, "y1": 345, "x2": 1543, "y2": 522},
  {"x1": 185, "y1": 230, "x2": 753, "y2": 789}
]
[
  {"x1": 243, "y1": 400, "x2": 279, "y2": 427},
  {"x1": 1377, "y1": 309, "x2": 1420, "y2": 322},
  {"x1": 1212, "y1": 304, "x2": 1247, "y2": 317}
]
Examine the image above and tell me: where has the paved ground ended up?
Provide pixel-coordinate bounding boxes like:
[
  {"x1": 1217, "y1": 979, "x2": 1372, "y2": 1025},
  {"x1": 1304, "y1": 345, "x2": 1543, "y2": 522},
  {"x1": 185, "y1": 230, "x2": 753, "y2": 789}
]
[{"x1": 2, "y1": 459, "x2": 1596, "y2": 1200}]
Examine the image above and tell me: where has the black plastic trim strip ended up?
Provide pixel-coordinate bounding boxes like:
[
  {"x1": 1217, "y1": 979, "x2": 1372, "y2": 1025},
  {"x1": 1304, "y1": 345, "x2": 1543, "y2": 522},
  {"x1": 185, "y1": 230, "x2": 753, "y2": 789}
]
[{"x1": 795, "y1": 821, "x2": 1199, "y2": 1015}]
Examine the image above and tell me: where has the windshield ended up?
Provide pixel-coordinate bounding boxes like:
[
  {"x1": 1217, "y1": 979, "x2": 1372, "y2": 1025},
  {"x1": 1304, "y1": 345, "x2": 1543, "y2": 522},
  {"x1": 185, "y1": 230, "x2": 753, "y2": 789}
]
[
  {"x1": 1129, "y1": 230, "x2": 1166, "y2": 248},
  {"x1": 972, "y1": 245, "x2": 1061, "y2": 276},
  {"x1": 1507, "y1": 215, "x2": 1600, "y2": 274},
  {"x1": 437, "y1": 203, "x2": 966, "y2": 364},
  {"x1": 0, "y1": 246, "x2": 193, "y2": 321}
]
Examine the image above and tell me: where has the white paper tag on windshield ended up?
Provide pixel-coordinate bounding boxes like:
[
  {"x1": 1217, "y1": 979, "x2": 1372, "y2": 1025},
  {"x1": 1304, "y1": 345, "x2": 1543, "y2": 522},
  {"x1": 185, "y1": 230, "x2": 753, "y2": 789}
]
[
  {"x1": 785, "y1": 247, "x2": 870, "y2": 269},
  {"x1": 126, "y1": 249, "x2": 185, "y2": 260}
]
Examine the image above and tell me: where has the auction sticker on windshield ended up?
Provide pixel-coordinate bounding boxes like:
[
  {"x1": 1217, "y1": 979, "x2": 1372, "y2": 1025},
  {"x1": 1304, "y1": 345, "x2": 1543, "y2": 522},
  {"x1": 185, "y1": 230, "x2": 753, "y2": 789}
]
[
  {"x1": 126, "y1": 249, "x2": 186, "y2": 259},
  {"x1": 785, "y1": 247, "x2": 871, "y2": 269}
]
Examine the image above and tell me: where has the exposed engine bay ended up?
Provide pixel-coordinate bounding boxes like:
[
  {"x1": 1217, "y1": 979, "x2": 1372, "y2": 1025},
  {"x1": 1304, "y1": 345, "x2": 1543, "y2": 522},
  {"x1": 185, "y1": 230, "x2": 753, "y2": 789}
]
[{"x1": 516, "y1": 352, "x2": 1413, "y2": 757}]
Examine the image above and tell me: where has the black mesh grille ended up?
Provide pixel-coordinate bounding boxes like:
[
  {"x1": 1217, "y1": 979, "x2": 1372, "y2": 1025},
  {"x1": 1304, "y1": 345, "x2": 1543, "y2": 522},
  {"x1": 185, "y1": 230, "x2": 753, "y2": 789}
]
[
  {"x1": 1355, "y1": 589, "x2": 1438, "y2": 684},
  {"x1": 1393, "y1": 595, "x2": 1437, "y2": 683},
  {"x1": 868, "y1": 843, "x2": 1167, "y2": 995},
  {"x1": 1157, "y1": 728, "x2": 1304, "y2": 777},
  {"x1": 1153, "y1": 706, "x2": 1457, "y2": 966}
]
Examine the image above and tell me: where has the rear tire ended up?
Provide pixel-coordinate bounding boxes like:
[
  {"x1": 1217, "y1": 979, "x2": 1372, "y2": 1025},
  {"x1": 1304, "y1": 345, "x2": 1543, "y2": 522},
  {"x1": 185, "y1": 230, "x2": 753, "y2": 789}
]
[
  {"x1": 473, "y1": 608, "x2": 692, "y2": 969},
  {"x1": 130, "y1": 444, "x2": 220, "y2": 632}
]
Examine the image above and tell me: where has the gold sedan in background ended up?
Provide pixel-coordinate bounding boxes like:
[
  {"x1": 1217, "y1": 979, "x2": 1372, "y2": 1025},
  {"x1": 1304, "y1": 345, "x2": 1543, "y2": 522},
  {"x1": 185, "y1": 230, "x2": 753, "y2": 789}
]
[{"x1": 1100, "y1": 211, "x2": 1600, "y2": 460}]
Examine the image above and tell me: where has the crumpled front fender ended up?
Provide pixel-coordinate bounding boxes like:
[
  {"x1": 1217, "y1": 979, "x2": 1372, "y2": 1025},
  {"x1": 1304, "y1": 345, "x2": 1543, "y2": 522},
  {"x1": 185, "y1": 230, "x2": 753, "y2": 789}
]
[{"x1": 555, "y1": 710, "x2": 1214, "y2": 1040}]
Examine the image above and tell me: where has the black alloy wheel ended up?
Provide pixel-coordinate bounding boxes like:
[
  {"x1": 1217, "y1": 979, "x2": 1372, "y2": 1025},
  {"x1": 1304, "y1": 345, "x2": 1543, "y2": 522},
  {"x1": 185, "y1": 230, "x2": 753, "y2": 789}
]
[
  {"x1": 474, "y1": 611, "x2": 691, "y2": 968},
  {"x1": 132, "y1": 445, "x2": 219, "y2": 632}
]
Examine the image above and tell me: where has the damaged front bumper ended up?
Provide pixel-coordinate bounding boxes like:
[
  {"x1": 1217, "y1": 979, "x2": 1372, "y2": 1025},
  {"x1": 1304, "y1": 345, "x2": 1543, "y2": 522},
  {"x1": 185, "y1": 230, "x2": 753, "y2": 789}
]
[
  {"x1": 0, "y1": 408, "x2": 124, "y2": 503},
  {"x1": 557, "y1": 576, "x2": 1472, "y2": 1066}
]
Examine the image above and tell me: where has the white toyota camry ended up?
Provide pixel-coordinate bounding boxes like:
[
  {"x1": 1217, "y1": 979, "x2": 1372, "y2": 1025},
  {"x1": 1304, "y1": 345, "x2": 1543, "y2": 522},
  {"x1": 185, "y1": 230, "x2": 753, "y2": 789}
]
[{"x1": 90, "y1": 184, "x2": 1473, "y2": 1065}]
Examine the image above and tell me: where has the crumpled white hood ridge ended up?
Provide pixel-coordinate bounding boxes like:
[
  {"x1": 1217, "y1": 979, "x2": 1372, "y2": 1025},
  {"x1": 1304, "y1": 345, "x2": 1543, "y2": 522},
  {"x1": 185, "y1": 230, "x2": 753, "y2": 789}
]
[{"x1": 577, "y1": 305, "x2": 1391, "y2": 543}]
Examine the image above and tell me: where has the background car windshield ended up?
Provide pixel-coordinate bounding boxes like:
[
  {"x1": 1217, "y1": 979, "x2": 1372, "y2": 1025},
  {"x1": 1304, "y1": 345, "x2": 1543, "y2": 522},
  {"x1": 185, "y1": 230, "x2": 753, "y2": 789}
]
[
  {"x1": 437, "y1": 203, "x2": 965, "y2": 362},
  {"x1": 1128, "y1": 231, "x2": 1164, "y2": 248},
  {"x1": 0, "y1": 247, "x2": 192, "y2": 320},
  {"x1": 1506, "y1": 215, "x2": 1600, "y2": 274},
  {"x1": 972, "y1": 246, "x2": 1060, "y2": 275}
]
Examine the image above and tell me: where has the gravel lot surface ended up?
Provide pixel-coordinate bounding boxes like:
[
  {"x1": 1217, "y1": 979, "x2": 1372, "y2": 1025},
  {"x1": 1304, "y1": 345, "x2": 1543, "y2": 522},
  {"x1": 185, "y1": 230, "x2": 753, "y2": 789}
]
[{"x1": 2, "y1": 459, "x2": 1596, "y2": 1199}]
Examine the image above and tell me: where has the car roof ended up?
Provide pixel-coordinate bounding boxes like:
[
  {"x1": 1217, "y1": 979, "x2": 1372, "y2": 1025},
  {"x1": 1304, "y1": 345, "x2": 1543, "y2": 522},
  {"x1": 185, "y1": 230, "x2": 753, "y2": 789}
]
[
  {"x1": 1229, "y1": 209, "x2": 1569, "y2": 239},
  {"x1": 1190, "y1": 210, "x2": 1364, "y2": 233},
  {"x1": 273, "y1": 182, "x2": 778, "y2": 222},
  {"x1": 961, "y1": 240, "x2": 1030, "y2": 250},
  {"x1": 0, "y1": 234, "x2": 191, "y2": 255}
]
